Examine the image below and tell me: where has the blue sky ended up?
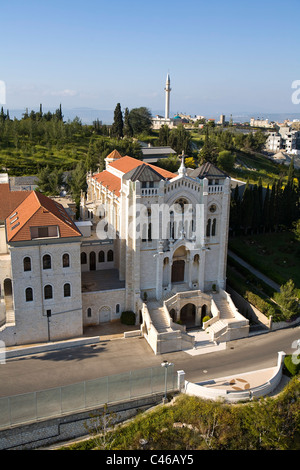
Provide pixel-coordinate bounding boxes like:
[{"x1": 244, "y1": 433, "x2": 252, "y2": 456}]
[{"x1": 1, "y1": 0, "x2": 300, "y2": 119}]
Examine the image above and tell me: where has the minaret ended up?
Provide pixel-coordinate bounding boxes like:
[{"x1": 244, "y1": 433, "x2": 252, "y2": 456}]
[{"x1": 164, "y1": 73, "x2": 171, "y2": 120}]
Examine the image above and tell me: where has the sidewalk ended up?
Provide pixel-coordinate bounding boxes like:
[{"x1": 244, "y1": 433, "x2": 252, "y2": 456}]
[
  {"x1": 4, "y1": 321, "x2": 139, "y2": 359},
  {"x1": 228, "y1": 250, "x2": 281, "y2": 292}
]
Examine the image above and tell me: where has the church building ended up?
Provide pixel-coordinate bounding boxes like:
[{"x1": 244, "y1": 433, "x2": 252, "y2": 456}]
[
  {"x1": 0, "y1": 151, "x2": 249, "y2": 353},
  {"x1": 80, "y1": 151, "x2": 249, "y2": 353}
]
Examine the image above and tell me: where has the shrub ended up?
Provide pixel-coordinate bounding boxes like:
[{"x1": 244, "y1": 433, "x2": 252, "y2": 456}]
[
  {"x1": 284, "y1": 354, "x2": 300, "y2": 376},
  {"x1": 120, "y1": 311, "x2": 136, "y2": 325},
  {"x1": 245, "y1": 291, "x2": 276, "y2": 317},
  {"x1": 202, "y1": 316, "x2": 211, "y2": 323}
]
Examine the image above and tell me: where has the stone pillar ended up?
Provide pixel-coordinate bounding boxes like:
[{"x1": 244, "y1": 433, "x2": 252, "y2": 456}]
[
  {"x1": 156, "y1": 240, "x2": 164, "y2": 300},
  {"x1": 177, "y1": 370, "x2": 185, "y2": 392}
]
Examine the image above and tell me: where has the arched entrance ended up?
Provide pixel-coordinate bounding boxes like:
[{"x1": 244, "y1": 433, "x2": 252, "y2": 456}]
[
  {"x1": 4, "y1": 278, "x2": 12, "y2": 297},
  {"x1": 171, "y1": 245, "x2": 188, "y2": 284},
  {"x1": 169, "y1": 308, "x2": 176, "y2": 322},
  {"x1": 201, "y1": 304, "x2": 207, "y2": 326},
  {"x1": 90, "y1": 251, "x2": 96, "y2": 271},
  {"x1": 171, "y1": 260, "x2": 185, "y2": 283},
  {"x1": 180, "y1": 303, "x2": 196, "y2": 328},
  {"x1": 99, "y1": 306, "x2": 111, "y2": 323}
]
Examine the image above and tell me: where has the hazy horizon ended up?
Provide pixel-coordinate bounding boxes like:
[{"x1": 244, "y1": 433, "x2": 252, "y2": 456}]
[{"x1": 1, "y1": 0, "x2": 300, "y2": 118}]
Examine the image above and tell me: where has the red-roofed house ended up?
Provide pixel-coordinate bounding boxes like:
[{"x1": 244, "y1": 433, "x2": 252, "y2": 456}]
[{"x1": 0, "y1": 186, "x2": 83, "y2": 346}]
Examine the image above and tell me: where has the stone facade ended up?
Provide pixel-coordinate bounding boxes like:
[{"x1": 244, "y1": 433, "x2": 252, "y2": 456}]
[
  {"x1": 0, "y1": 153, "x2": 233, "y2": 348},
  {"x1": 81, "y1": 154, "x2": 231, "y2": 322}
]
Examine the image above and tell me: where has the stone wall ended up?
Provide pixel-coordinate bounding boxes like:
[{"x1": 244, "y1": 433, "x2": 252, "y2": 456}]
[
  {"x1": 0, "y1": 395, "x2": 167, "y2": 450},
  {"x1": 82, "y1": 288, "x2": 126, "y2": 326}
]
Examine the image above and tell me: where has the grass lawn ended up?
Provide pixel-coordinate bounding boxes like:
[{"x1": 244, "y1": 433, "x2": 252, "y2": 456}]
[{"x1": 228, "y1": 230, "x2": 300, "y2": 289}]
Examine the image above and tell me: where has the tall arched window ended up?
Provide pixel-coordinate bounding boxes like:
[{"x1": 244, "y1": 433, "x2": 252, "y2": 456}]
[
  {"x1": 81, "y1": 252, "x2": 87, "y2": 264},
  {"x1": 62, "y1": 253, "x2": 70, "y2": 268},
  {"x1": 212, "y1": 218, "x2": 217, "y2": 236},
  {"x1": 63, "y1": 283, "x2": 71, "y2": 297},
  {"x1": 43, "y1": 254, "x2": 51, "y2": 270},
  {"x1": 25, "y1": 287, "x2": 33, "y2": 302},
  {"x1": 99, "y1": 251, "x2": 105, "y2": 263},
  {"x1": 107, "y1": 250, "x2": 114, "y2": 262},
  {"x1": 44, "y1": 284, "x2": 53, "y2": 300},
  {"x1": 206, "y1": 219, "x2": 211, "y2": 237},
  {"x1": 23, "y1": 257, "x2": 31, "y2": 272}
]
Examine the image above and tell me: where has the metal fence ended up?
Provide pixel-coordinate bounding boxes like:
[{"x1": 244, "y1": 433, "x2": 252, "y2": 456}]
[{"x1": 0, "y1": 365, "x2": 176, "y2": 430}]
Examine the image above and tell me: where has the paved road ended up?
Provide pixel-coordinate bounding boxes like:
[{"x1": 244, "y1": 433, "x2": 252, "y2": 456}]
[
  {"x1": 0, "y1": 326, "x2": 299, "y2": 398},
  {"x1": 228, "y1": 249, "x2": 281, "y2": 292}
]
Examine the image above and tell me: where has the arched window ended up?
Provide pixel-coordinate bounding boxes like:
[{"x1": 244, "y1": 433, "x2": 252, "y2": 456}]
[
  {"x1": 81, "y1": 252, "x2": 87, "y2": 264},
  {"x1": 212, "y1": 218, "x2": 216, "y2": 236},
  {"x1": 63, "y1": 283, "x2": 71, "y2": 297},
  {"x1": 116, "y1": 304, "x2": 120, "y2": 314},
  {"x1": 87, "y1": 307, "x2": 92, "y2": 317},
  {"x1": 99, "y1": 251, "x2": 105, "y2": 263},
  {"x1": 44, "y1": 284, "x2": 53, "y2": 300},
  {"x1": 107, "y1": 250, "x2": 114, "y2": 262},
  {"x1": 62, "y1": 253, "x2": 70, "y2": 268},
  {"x1": 25, "y1": 287, "x2": 33, "y2": 302},
  {"x1": 43, "y1": 254, "x2": 51, "y2": 270},
  {"x1": 23, "y1": 257, "x2": 31, "y2": 272},
  {"x1": 206, "y1": 219, "x2": 211, "y2": 237}
]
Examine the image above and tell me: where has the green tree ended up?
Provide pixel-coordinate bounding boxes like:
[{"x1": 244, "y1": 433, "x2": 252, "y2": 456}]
[
  {"x1": 169, "y1": 124, "x2": 191, "y2": 155},
  {"x1": 128, "y1": 107, "x2": 152, "y2": 135},
  {"x1": 274, "y1": 279, "x2": 300, "y2": 320},
  {"x1": 123, "y1": 107, "x2": 133, "y2": 137},
  {"x1": 67, "y1": 160, "x2": 88, "y2": 215},
  {"x1": 217, "y1": 150, "x2": 235, "y2": 173},
  {"x1": 111, "y1": 103, "x2": 123, "y2": 139},
  {"x1": 36, "y1": 165, "x2": 64, "y2": 196},
  {"x1": 158, "y1": 124, "x2": 170, "y2": 146}
]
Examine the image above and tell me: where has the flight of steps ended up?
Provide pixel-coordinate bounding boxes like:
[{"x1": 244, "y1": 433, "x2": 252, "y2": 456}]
[
  {"x1": 212, "y1": 293, "x2": 235, "y2": 321},
  {"x1": 146, "y1": 301, "x2": 173, "y2": 333},
  {"x1": 4, "y1": 296, "x2": 15, "y2": 325}
]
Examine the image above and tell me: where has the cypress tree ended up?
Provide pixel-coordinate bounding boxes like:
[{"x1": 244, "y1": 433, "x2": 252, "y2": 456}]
[
  {"x1": 111, "y1": 103, "x2": 123, "y2": 139},
  {"x1": 123, "y1": 107, "x2": 133, "y2": 137}
]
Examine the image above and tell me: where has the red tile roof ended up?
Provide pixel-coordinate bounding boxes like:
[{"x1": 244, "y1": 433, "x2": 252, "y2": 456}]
[
  {"x1": 6, "y1": 191, "x2": 82, "y2": 242},
  {"x1": 93, "y1": 170, "x2": 121, "y2": 197},
  {"x1": 108, "y1": 156, "x2": 176, "y2": 179},
  {"x1": 105, "y1": 149, "x2": 123, "y2": 160},
  {"x1": 0, "y1": 184, "x2": 31, "y2": 221},
  {"x1": 92, "y1": 155, "x2": 176, "y2": 195}
]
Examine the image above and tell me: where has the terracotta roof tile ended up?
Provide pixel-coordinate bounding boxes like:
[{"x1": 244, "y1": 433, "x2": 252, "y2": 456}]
[
  {"x1": 109, "y1": 155, "x2": 176, "y2": 179},
  {"x1": 0, "y1": 184, "x2": 31, "y2": 221},
  {"x1": 105, "y1": 149, "x2": 123, "y2": 160},
  {"x1": 6, "y1": 191, "x2": 82, "y2": 242},
  {"x1": 93, "y1": 170, "x2": 121, "y2": 196}
]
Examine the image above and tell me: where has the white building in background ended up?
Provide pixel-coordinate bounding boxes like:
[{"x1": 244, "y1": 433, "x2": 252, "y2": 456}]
[
  {"x1": 250, "y1": 117, "x2": 275, "y2": 128},
  {"x1": 265, "y1": 126, "x2": 300, "y2": 154}
]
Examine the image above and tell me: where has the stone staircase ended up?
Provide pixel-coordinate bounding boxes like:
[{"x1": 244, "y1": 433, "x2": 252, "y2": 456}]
[
  {"x1": 145, "y1": 298, "x2": 195, "y2": 354},
  {"x1": 147, "y1": 302, "x2": 173, "y2": 333},
  {"x1": 208, "y1": 292, "x2": 249, "y2": 342},
  {"x1": 212, "y1": 293, "x2": 235, "y2": 320}
]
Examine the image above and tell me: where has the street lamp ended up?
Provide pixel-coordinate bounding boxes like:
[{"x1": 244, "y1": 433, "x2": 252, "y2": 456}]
[{"x1": 161, "y1": 360, "x2": 173, "y2": 403}]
